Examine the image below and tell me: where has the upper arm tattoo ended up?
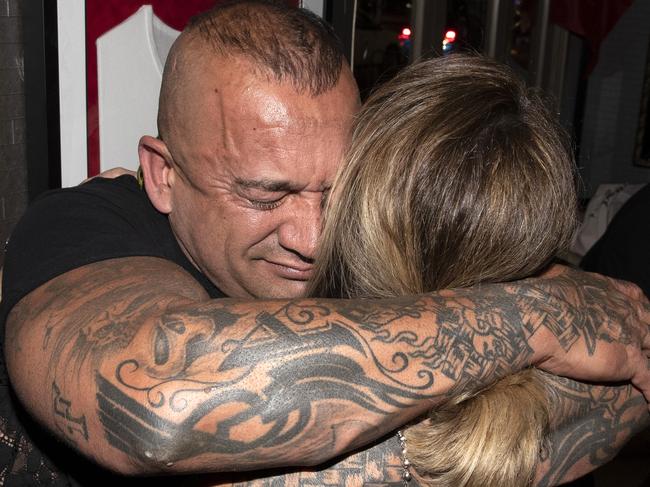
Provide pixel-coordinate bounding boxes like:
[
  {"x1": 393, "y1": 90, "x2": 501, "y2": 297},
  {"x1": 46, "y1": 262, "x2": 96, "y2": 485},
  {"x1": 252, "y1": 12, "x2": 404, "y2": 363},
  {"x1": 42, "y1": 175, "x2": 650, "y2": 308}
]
[{"x1": 52, "y1": 380, "x2": 89, "y2": 444}]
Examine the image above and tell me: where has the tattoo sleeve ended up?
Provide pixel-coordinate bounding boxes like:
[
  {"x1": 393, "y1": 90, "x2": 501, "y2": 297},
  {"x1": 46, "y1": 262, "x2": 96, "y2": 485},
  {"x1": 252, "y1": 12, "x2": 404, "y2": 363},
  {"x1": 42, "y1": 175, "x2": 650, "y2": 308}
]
[
  {"x1": 535, "y1": 374, "x2": 650, "y2": 486},
  {"x1": 4, "y1": 257, "x2": 643, "y2": 476}
]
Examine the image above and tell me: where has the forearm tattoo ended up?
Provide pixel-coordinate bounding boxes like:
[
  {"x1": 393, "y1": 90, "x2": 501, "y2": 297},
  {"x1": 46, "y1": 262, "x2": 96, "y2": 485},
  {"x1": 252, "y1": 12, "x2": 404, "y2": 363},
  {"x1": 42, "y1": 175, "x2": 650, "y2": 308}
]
[
  {"x1": 91, "y1": 293, "x2": 543, "y2": 469},
  {"x1": 7, "y1": 258, "x2": 646, "y2": 476}
]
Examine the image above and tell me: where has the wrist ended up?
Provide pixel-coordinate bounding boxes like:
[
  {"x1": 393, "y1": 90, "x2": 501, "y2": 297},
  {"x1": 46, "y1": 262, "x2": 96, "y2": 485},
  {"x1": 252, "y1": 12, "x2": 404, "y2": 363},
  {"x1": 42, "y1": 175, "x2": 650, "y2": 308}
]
[{"x1": 525, "y1": 323, "x2": 554, "y2": 367}]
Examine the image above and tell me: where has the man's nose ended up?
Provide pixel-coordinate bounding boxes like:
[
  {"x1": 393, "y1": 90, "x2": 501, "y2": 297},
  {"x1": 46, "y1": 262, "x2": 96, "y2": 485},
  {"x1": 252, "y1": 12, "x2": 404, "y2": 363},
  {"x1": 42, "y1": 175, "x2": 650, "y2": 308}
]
[{"x1": 277, "y1": 198, "x2": 321, "y2": 262}]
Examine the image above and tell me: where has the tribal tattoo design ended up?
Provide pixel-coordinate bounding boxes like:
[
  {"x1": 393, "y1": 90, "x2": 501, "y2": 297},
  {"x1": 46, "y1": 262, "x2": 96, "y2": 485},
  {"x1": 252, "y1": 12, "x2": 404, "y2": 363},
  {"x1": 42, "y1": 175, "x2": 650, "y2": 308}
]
[
  {"x1": 537, "y1": 374, "x2": 649, "y2": 486},
  {"x1": 7, "y1": 258, "x2": 650, "y2": 483}
]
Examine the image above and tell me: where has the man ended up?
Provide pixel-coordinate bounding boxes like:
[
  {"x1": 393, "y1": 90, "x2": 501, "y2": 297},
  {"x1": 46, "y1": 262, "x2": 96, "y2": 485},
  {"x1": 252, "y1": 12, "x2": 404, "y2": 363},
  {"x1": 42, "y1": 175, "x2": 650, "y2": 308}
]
[{"x1": 1, "y1": 1, "x2": 649, "y2": 485}]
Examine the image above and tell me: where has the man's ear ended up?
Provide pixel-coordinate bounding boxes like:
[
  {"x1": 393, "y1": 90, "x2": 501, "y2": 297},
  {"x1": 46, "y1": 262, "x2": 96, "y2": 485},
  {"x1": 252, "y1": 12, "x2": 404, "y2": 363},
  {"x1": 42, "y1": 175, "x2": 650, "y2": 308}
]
[{"x1": 138, "y1": 135, "x2": 175, "y2": 214}]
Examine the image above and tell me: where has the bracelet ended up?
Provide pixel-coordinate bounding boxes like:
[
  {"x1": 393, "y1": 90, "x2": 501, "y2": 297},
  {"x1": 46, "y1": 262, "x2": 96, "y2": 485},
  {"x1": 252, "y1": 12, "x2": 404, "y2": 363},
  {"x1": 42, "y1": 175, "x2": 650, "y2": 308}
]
[{"x1": 396, "y1": 430, "x2": 412, "y2": 485}]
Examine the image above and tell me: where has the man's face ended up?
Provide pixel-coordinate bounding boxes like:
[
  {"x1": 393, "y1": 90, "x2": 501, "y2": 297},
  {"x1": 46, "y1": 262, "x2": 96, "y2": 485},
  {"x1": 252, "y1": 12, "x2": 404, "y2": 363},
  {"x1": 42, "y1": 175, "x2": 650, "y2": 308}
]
[{"x1": 165, "y1": 58, "x2": 359, "y2": 299}]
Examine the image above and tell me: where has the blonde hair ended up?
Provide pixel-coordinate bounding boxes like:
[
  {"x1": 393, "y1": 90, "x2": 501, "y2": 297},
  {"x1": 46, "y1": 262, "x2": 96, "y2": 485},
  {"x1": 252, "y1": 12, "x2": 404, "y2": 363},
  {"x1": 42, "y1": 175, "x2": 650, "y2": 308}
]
[{"x1": 309, "y1": 54, "x2": 578, "y2": 486}]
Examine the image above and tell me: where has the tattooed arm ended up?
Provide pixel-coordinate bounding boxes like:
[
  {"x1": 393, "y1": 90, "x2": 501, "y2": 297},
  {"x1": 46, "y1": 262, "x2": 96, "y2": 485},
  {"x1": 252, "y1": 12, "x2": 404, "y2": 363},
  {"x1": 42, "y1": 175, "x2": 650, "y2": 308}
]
[
  {"x1": 535, "y1": 375, "x2": 650, "y2": 486},
  {"x1": 184, "y1": 379, "x2": 650, "y2": 487},
  {"x1": 4, "y1": 257, "x2": 650, "y2": 476}
]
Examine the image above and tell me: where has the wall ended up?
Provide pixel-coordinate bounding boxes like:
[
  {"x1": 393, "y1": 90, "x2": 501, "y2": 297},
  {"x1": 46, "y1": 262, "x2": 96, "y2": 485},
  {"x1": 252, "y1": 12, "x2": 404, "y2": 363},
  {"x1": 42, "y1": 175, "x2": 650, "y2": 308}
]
[
  {"x1": 578, "y1": 0, "x2": 650, "y2": 196},
  {"x1": 0, "y1": 0, "x2": 26, "y2": 267}
]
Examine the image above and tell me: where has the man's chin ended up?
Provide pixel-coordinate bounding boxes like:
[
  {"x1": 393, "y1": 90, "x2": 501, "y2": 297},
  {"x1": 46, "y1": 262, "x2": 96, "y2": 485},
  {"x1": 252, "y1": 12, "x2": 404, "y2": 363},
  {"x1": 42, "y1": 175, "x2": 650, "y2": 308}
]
[{"x1": 250, "y1": 278, "x2": 310, "y2": 299}]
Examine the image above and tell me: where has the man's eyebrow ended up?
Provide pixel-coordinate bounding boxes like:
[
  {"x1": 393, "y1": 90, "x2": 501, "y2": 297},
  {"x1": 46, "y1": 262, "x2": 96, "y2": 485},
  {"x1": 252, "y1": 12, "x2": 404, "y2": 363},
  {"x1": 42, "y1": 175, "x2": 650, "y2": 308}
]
[{"x1": 234, "y1": 178, "x2": 296, "y2": 192}]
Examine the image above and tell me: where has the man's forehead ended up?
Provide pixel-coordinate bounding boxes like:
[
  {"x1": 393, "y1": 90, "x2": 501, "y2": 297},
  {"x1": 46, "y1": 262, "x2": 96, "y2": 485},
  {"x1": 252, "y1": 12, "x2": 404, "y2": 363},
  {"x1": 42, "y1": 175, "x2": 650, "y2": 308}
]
[
  {"x1": 177, "y1": 56, "x2": 356, "y2": 185},
  {"x1": 182, "y1": 117, "x2": 344, "y2": 185},
  {"x1": 220, "y1": 82, "x2": 354, "y2": 130}
]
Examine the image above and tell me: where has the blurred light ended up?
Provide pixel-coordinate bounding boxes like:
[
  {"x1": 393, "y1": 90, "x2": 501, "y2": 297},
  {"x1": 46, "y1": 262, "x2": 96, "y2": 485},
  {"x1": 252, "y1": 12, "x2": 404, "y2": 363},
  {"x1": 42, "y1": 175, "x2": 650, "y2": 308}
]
[
  {"x1": 442, "y1": 29, "x2": 456, "y2": 54},
  {"x1": 397, "y1": 26, "x2": 412, "y2": 42}
]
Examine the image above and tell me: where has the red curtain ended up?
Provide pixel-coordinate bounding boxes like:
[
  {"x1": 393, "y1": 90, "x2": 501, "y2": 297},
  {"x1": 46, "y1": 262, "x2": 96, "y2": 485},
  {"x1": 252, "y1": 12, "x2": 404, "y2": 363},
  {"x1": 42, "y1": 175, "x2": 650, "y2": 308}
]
[
  {"x1": 85, "y1": 0, "x2": 300, "y2": 176},
  {"x1": 549, "y1": 0, "x2": 633, "y2": 75}
]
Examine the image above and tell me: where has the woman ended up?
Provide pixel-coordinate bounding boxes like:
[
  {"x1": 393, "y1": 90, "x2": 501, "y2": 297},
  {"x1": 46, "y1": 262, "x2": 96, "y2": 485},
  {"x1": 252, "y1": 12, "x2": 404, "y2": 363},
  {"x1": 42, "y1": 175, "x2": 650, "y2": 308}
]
[{"x1": 309, "y1": 53, "x2": 577, "y2": 486}]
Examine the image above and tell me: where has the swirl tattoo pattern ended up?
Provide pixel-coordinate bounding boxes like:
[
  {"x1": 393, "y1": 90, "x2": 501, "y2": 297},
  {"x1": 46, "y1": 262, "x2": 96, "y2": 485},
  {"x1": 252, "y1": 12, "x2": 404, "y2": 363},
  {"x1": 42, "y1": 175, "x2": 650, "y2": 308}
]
[{"x1": 5, "y1": 257, "x2": 649, "y2": 484}]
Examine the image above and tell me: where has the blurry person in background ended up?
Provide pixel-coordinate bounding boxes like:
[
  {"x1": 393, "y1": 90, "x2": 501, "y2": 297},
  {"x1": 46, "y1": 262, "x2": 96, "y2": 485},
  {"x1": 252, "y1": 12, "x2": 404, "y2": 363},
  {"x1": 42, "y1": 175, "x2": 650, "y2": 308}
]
[{"x1": 582, "y1": 183, "x2": 650, "y2": 299}]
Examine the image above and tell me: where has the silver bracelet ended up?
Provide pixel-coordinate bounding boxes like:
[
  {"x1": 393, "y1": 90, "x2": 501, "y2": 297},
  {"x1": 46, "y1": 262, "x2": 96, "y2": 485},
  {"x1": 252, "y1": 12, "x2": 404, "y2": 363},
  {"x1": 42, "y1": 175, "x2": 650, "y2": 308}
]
[{"x1": 396, "y1": 430, "x2": 412, "y2": 485}]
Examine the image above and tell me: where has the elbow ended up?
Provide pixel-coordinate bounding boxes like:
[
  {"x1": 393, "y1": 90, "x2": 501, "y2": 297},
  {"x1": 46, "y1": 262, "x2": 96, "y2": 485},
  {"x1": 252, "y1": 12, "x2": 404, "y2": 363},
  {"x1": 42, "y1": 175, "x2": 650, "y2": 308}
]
[
  {"x1": 92, "y1": 371, "x2": 193, "y2": 475},
  {"x1": 95, "y1": 440, "x2": 180, "y2": 477},
  {"x1": 92, "y1": 426, "x2": 186, "y2": 476}
]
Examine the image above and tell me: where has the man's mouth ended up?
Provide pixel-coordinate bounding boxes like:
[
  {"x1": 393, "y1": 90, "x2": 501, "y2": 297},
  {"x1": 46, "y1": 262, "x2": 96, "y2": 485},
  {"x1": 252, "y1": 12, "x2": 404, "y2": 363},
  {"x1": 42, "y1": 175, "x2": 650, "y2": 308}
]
[{"x1": 263, "y1": 260, "x2": 314, "y2": 280}]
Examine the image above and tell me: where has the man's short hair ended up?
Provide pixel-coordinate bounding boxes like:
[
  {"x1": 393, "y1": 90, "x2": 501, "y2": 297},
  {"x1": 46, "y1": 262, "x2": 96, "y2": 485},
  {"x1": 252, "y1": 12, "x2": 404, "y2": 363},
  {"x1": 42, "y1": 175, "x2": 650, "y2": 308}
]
[
  {"x1": 186, "y1": 0, "x2": 345, "y2": 95},
  {"x1": 157, "y1": 0, "x2": 348, "y2": 145}
]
